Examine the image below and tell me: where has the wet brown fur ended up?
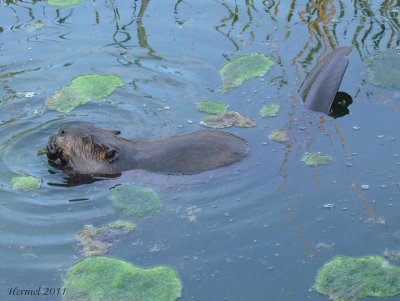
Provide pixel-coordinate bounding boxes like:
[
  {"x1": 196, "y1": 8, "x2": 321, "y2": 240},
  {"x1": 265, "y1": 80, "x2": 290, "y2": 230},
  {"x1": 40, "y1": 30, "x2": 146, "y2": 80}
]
[{"x1": 46, "y1": 125, "x2": 248, "y2": 175}]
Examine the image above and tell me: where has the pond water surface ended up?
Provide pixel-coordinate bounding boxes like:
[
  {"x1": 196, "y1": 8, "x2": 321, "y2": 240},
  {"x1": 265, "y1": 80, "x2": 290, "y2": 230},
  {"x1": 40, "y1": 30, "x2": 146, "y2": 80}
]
[{"x1": 1, "y1": 0, "x2": 400, "y2": 300}]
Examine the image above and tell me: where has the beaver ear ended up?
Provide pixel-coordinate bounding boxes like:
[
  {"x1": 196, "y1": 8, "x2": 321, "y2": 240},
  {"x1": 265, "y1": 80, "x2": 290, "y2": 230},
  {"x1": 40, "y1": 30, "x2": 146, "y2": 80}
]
[{"x1": 105, "y1": 147, "x2": 119, "y2": 162}]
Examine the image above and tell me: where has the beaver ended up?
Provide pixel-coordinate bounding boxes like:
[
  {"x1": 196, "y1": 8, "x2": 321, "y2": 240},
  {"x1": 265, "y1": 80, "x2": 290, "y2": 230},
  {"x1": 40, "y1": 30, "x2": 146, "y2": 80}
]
[{"x1": 46, "y1": 125, "x2": 249, "y2": 175}]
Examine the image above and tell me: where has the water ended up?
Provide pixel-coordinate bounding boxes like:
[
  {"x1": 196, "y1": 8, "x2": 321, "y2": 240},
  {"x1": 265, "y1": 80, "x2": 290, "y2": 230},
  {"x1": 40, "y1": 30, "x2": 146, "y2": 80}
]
[{"x1": 1, "y1": 0, "x2": 400, "y2": 300}]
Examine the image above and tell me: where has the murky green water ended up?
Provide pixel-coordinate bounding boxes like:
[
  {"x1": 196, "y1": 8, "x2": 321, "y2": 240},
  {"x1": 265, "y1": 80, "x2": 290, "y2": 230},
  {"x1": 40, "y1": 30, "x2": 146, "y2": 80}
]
[{"x1": 1, "y1": 0, "x2": 400, "y2": 300}]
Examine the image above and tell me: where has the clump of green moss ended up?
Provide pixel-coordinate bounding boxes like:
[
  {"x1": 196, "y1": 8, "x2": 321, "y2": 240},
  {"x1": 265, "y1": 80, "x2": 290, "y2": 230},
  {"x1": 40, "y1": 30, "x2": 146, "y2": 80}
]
[
  {"x1": 10, "y1": 176, "x2": 41, "y2": 191},
  {"x1": 110, "y1": 184, "x2": 162, "y2": 218},
  {"x1": 220, "y1": 53, "x2": 274, "y2": 92},
  {"x1": 200, "y1": 111, "x2": 256, "y2": 129},
  {"x1": 302, "y1": 152, "x2": 332, "y2": 167},
  {"x1": 268, "y1": 129, "x2": 288, "y2": 143},
  {"x1": 45, "y1": 74, "x2": 123, "y2": 112},
  {"x1": 48, "y1": 0, "x2": 84, "y2": 7},
  {"x1": 196, "y1": 100, "x2": 228, "y2": 115},
  {"x1": 260, "y1": 104, "x2": 280, "y2": 118},
  {"x1": 316, "y1": 256, "x2": 400, "y2": 301},
  {"x1": 63, "y1": 257, "x2": 182, "y2": 301},
  {"x1": 77, "y1": 220, "x2": 135, "y2": 257},
  {"x1": 366, "y1": 51, "x2": 400, "y2": 90}
]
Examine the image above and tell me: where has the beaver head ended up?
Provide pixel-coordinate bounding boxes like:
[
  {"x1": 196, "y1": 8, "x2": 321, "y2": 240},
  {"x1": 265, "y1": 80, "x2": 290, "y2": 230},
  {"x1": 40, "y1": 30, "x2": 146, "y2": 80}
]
[{"x1": 46, "y1": 125, "x2": 122, "y2": 174}]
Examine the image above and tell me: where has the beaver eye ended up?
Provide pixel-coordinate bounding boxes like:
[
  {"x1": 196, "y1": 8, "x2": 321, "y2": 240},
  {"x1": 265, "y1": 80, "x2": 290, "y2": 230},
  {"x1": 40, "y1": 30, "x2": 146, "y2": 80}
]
[{"x1": 59, "y1": 128, "x2": 66, "y2": 135}]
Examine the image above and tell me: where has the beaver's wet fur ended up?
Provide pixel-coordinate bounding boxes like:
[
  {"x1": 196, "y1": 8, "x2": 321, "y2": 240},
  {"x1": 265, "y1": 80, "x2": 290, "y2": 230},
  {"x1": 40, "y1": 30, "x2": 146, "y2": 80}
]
[{"x1": 46, "y1": 125, "x2": 249, "y2": 175}]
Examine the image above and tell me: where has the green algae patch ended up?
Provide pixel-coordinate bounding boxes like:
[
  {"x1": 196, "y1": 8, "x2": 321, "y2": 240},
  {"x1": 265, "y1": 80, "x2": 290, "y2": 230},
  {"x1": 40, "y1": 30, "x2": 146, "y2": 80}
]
[
  {"x1": 48, "y1": 0, "x2": 84, "y2": 7},
  {"x1": 220, "y1": 53, "x2": 274, "y2": 92},
  {"x1": 260, "y1": 104, "x2": 280, "y2": 118},
  {"x1": 10, "y1": 176, "x2": 41, "y2": 191},
  {"x1": 77, "y1": 220, "x2": 135, "y2": 257},
  {"x1": 196, "y1": 100, "x2": 228, "y2": 115},
  {"x1": 366, "y1": 51, "x2": 400, "y2": 90},
  {"x1": 316, "y1": 256, "x2": 400, "y2": 301},
  {"x1": 302, "y1": 152, "x2": 332, "y2": 167},
  {"x1": 268, "y1": 129, "x2": 288, "y2": 143},
  {"x1": 63, "y1": 256, "x2": 182, "y2": 301},
  {"x1": 45, "y1": 74, "x2": 123, "y2": 112},
  {"x1": 25, "y1": 20, "x2": 44, "y2": 31},
  {"x1": 200, "y1": 111, "x2": 256, "y2": 129},
  {"x1": 110, "y1": 184, "x2": 162, "y2": 218}
]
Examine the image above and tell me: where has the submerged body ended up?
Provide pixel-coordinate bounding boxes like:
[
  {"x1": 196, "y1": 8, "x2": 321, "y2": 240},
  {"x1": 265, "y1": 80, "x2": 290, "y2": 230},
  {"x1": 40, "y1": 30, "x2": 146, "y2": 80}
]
[{"x1": 46, "y1": 125, "x2": 249, "y2": 175}]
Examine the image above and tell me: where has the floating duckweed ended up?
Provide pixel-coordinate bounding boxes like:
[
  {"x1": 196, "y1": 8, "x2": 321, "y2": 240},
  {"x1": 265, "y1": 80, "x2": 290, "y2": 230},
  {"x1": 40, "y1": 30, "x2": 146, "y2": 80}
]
[
  {"x1": 316, "y1": 256, "x2": 400, "y2": 301},
  {"x1": 77, "y1": 220, "x2": 135, "y2": 257},
  {"x1": 383, "y1": 249, "x2": 400, "y2": 262},
  {"x1": 63, "y1": 257, "x2": 182, "y2": 301},
  {"x1": 48, "y1": 0, "x2": 84, "y2": 7},
  {"x1": 260, "y1": 104, "x2": 280, "y2": 118},
  {"x1": 110, "y1": 184, "x2": 162, "y2": 218},
  {"x1": 196, "y1": 101, "x2": 228, "y2": 115},
  {"x1": 106, "y1": 220, "x2": 135, "y2": 233},
  {"x1": 45, "y1": 74, "x2": 123, "y2": 112},
  {"x1": 25, "y1": 20, "x2": 44, "y2": 31},
  {"x1": 220, "y1": 53, "x2": 274, "y2": 92},
  {"x1": 200, "y1": 111, "x2": 256, "y2": 129},
  {"x1": 10, "y1": 176, "x2": 41, "y2": 191},
  {"x1": 268, "y1": 129, "x2": 288, "y2": 143},
  {"x1": 366, "y1": 51, "x2": 400, "y2": 90},
  {"x1": 302, "y1": 152, "x2": 332, "y2": 167}
]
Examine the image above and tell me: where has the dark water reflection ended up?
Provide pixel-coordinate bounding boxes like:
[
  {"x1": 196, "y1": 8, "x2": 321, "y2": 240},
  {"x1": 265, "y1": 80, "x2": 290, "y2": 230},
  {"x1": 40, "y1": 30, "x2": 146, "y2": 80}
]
[{"x1": 1, "y1": 0, "x2": 400, "y2": 300}]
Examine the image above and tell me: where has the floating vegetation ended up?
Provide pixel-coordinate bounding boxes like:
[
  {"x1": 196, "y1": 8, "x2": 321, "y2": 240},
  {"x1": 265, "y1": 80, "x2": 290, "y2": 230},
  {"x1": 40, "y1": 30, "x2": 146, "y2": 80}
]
[
  {"x1": 10, "y1": 176, "x2": 41, "y2": 191},
  {"x1": 366, "y1": 51, "x2": 400, "y2": 90},
  {"x1": 383, "y1": 249, "x2": 400, "y2": 262},
  {"x1": 45, "y1": 74, "x2": 123, "y2": 112},
  {"x1": 0, "y1": 67, "x2": 42, "y2": 79},
  {"x1": 268, "y1": 129, "x2": 288, "y2": 143},
  {"x1": 37, "y1": 148, "x2": 47, "y2": 156},
  {"x1": 25, "y1": 20, "x2": 44, "y2": 31},
  {"x1": 260, "y1": 104, "x2": 280, "y2": 118},
  {"x1": 196, "y1": 100, "x2": 228, "y2": 115},
  {"x1": 200, "y1": 111, "x2": 256, "y2": 129},
  {"x1": 183, "y1": 206, "x2": 201, "y2": 223},
  {"x1": 47, "y1": 0, "x2": 84, "y2": 7},
  {"x1": 77, "y1": 220, "x2": 135, "y2": 257},
  {"x1": 302, "y1": 152, "x2": 332, "y2": 167},
  {"x1": 220, "y1": 53, "x2": 274, "y2": 92},
  {"x1": 63, "y1": 257, "x2": 182, "y2": 301},
  {"x1": 316, "y1": 256, "x2": 400, "y2": 301},
  {"x1": 110, "y1": 184, "x2": 162, "y2": 218},
  {"x1": 16, "y1": 91, "x2": 35, "y2": 98}
]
